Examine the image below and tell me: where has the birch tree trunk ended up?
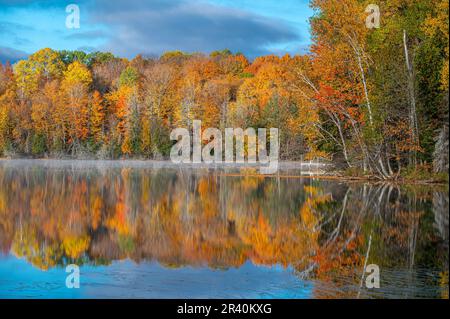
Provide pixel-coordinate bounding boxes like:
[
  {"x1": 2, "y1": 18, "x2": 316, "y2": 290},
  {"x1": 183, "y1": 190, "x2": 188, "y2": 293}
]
[{"x1": 403, "y1": 30, "x2": 419, "y2": 166}]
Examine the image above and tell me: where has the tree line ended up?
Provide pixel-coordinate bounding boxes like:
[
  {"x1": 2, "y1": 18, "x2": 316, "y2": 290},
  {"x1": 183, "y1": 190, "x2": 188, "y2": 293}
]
[{"x1": 0, "y1": 0, "x2": 448, "y2": 178}]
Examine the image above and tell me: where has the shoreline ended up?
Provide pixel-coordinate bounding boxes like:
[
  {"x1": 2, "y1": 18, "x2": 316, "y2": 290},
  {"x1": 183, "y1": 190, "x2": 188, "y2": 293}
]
[{"x1": 0, "y1": 158, "x2": 447, "y2": 186}]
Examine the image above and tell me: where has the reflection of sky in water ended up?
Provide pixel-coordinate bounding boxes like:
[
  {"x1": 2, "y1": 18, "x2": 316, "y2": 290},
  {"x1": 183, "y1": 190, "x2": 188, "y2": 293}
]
[{"x1": 0, "y1": 256, "x2": 314, "y2": 298}]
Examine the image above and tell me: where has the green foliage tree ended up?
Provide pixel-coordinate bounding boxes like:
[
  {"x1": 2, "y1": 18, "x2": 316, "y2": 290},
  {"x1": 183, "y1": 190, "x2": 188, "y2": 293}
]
[{"x1": 0, "y1": 3, "x2": 448, "y2": 176}]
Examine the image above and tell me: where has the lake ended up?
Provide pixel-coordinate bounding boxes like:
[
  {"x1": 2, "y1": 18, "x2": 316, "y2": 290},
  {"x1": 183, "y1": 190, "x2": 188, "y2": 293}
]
[{"x1": 0, "y1": 159, "x2": 448, "y2": 299}]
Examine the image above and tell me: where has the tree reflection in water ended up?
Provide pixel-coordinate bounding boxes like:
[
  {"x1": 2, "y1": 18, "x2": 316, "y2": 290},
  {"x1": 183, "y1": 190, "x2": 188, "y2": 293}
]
[{"x1": 0, "y1": 162, "x2": 448, "y2": 298}]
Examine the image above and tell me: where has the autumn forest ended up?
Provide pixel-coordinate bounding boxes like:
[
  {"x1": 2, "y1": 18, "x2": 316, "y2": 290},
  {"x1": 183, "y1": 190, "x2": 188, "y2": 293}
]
[{"x1": 0, "y1": 0, "x2": 449, "y2": 180}]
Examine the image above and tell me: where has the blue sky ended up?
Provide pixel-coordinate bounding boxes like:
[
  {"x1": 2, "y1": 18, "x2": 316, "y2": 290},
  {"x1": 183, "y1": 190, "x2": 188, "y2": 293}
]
[{"x1": 0, "y1": 0, "x2": 314, "y2": 62}]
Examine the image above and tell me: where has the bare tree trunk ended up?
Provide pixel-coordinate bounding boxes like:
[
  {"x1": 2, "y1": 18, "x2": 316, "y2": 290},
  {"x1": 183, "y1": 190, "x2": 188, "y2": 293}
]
[
  {"x1": 336, "y1": 118, "x2": 351, "y2": 167},
  {"x1": 346, "y1": 32, "x2": 373, "y2": 126},
  {"x1": 387, "y1": 153, "x2": 394, "y2": 176},
  {"x1": 356, "y1": 51, "x2": 373, "y2": 126},
  {"x1": 403, "y1": 30, "x2": 419, "y2": 166},
  {"x1": 378, "y1": 157, "x2": 391, "y2": 178}
]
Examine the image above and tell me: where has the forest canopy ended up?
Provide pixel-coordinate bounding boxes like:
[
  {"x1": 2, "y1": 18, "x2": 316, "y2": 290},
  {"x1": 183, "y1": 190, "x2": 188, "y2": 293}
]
[{"x1": 0, "y1": 0, "x2": 448, "y2": 179}]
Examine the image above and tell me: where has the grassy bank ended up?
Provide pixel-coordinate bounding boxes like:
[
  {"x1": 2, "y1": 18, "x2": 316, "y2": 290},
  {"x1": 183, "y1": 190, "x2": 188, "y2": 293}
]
[{"x1": 339, "y1": 164, "x2": 448, "y2": 185}]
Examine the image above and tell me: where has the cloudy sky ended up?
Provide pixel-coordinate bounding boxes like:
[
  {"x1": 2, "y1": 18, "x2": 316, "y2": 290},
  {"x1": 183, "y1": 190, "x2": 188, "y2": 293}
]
[{"x1": 0, "y1": 0, "x2": 313, "y2": 62}]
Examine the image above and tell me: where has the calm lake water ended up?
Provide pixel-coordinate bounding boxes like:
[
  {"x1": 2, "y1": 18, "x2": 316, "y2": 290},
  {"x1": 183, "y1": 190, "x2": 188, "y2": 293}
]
[{"x1": 0, "y1": 160, "x2": 448, "y2": 299}]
